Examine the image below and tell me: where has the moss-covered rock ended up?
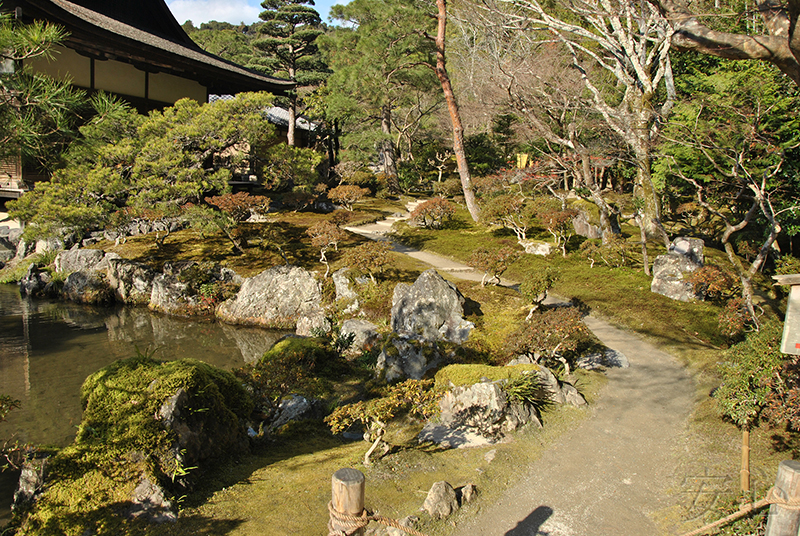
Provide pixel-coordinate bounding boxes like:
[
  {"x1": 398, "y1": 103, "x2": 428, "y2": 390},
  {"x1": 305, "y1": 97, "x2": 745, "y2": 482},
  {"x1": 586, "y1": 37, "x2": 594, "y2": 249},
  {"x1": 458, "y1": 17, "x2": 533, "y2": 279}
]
[
  {"x1": 15, "y1": 356, "x2": 253, "y2": 535},
  {"x1": 434, "y1": 363, "x2": 541, "y2": 389}
]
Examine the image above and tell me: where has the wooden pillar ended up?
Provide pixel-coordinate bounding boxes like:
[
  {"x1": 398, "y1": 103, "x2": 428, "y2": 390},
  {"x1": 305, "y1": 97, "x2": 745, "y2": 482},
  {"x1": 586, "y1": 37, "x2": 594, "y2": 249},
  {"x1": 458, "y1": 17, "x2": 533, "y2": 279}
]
[
  {"x1": 329, "y1": 468, "x2": 365, "y2": 536},
  {"x1": 765, "y1": 460, "x2": 800, "y2": 536}
]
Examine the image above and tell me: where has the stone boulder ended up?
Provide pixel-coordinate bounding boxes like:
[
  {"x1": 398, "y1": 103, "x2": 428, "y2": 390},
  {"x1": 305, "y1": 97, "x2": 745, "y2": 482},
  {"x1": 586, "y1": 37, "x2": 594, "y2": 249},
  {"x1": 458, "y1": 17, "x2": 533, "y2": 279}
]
[
  {"x1": 340, "y1": 319, "x2": 380, "y2": 356},
  {"x1": 19, "y1": 264, "x2": 54, "y2": 298},
  {"x1": 332, "y1": 268, "x2": 358, "y2": 302},
  {"x1": 149, "y1": 274, "x2": 204, "y2": 316},
  {"x1": 55, "y1": 249, "x2": 105, "y2": 274},
  {"x1": 572, "y1": 210, "x2": 603, "y2": 240},
  {"x1": 651, "y1": 237, "x2": 704, "y2": 302},
  {"x1": 107, "y1": 258, "x2": 158, "y2": 305},
  {"x1": 518, "y1": 240, "x2": 553, "y2": 256},
  {"x1": 0, "y1": 237, "x2": 15, "y2": 263},
  {"x1": 216, "y1": 265, "x2": 325, "y2": 330},
  {"x1": 390, "y1": 269, "x2": 473, "y2": 343},
  {"x1": 268, "y1": 395, "x2": 314, "y2": 433},
  {"x1": 62, "y1": 270, "x2": 114, "y2": 305},
  {"x1": 423, "y1": 481, "x2": 459, "y2": 519},
  {"x1": 419, "y1": 379, "x2": 543, "y2": 448},
  {"x1": 376, "y1": 338, "x2": 442, "y2": 383},
  {"x1": 13, "y1": 456, "x2": 48, "y2": 510}
]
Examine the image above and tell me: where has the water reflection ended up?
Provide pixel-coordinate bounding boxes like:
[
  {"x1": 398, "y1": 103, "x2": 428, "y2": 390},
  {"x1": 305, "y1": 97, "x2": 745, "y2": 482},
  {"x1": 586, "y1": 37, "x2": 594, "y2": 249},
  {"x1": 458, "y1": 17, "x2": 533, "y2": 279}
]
[{"x1": 0, "y1": 284, "x2": 287, "y2": 447}]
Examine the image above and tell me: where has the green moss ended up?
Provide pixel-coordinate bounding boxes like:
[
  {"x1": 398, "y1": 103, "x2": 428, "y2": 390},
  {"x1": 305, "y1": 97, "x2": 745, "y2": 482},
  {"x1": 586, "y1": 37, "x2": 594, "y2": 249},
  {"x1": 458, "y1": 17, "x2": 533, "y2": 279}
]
[
  {"x1": 434, "y1": 363, "x2": 541, "y2": 389},
  {"x1": 15, "y1": 356, "x2": 254, "y2": 536}
]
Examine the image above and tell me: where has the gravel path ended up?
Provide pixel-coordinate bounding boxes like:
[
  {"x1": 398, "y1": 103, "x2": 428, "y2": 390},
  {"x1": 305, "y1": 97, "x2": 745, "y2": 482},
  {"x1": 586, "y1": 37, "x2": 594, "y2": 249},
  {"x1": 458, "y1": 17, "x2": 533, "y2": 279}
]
[{"x1": 347, "y1": 202, "x2": 699, "y2": 535}]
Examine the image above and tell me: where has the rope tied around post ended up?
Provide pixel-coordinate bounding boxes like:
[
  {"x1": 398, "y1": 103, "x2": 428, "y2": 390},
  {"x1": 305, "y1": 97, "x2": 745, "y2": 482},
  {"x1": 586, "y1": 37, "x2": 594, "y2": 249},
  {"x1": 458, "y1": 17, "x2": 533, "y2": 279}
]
[
  {"x1": 327, "y1": 502, "x2": 430, "y2": 536},
  {"x1": 679, "y1": 486, "x2": 800, "y2": 536}
]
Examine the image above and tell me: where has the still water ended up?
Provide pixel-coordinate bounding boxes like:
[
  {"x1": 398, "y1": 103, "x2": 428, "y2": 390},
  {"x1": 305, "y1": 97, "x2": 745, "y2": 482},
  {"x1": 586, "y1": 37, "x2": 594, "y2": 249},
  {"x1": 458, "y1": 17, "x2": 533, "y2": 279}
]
[{"x1": 0, "y1": 284, "x2": 288, "y2": 448}]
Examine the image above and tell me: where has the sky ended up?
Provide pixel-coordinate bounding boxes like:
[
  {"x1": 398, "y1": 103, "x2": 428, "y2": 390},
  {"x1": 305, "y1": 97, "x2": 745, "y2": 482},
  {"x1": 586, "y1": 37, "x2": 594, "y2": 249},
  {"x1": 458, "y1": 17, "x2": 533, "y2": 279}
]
[{"x1": 166, "y1": 0, "x2": 343, "y2": 27}]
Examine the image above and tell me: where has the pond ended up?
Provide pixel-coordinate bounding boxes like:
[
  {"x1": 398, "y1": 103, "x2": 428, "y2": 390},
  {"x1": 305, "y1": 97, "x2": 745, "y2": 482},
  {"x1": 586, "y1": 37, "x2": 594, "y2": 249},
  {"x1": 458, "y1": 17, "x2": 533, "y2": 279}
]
[{"x1": 0, "y1": 284, "x2": 288, "y2": 449}]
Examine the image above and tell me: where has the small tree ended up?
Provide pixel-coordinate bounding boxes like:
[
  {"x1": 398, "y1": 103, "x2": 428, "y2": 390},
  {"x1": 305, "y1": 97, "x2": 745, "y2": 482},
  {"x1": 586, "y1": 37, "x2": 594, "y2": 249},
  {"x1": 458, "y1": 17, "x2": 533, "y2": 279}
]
[
  {"x1": 325, "y1": 379, "x2": 439, "y2": 465},
  {"x1": 714, "y1": 320, "x2": 786, "y2": 492},
  {"x1": 343, "y1": 241, "x2": 393, "y2": 283},
  {"x1": 504, "y1": 307, "x2": 591, "y2": 375},
  {"x1": 410, "y1": 197, "x2": 455, "y2": 229},
  {"x1": 536, "y1": 207, "x2": 578, "y2": 257},
  {"x1": 186, "y1": 192, "x2": 270, "y2": 254},
  {"x1": 306, "y1": 220, "x2": 347, "y2": 277},
  {"x1": 468, "y1": 246, "x2": 521, "y2": 286},
  {"x1": 481, "y1": 194, "x2": 535, "y2": 242},
  {"x1": 519, "y1": 268, "x2": 559, "y2": 320},
  {"x1": 328, "y1": 184, "x2": 369, "y2": 211}
]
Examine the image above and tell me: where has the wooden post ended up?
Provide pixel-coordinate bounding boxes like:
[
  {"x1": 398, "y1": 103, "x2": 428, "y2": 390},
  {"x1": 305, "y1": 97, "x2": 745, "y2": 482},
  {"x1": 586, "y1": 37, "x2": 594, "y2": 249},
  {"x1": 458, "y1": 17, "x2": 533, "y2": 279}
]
[
  {"x1": 765, "y1": 460, "x2": 800, "y2": 536},
  {"x1": 329, "y1": 468, "x2": 365, "y2": 536}
]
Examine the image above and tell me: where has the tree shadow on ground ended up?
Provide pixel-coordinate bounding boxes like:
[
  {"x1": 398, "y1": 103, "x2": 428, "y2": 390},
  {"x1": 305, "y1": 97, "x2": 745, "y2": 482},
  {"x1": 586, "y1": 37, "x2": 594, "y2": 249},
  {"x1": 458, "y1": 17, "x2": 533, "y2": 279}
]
[{"x1": 505, "y1": 505, "x2": 554, "y2": 535}]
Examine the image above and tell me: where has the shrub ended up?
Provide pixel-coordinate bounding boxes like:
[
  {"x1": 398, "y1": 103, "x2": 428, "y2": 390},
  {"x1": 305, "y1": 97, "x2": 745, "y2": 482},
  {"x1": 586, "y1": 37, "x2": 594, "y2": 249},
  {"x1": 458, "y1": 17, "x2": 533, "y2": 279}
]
[
  {"x1": 519, "y1": 267, "x2": 560, "y2": 318},
  {"x1": 480, "y1": 193, "x2": 535, "y2": 241},
  {"x1": 469, "y1": 246, "x2": 521, "y2": 286},
  {"x1": 328, "y1": 184, "x2": 369, "y2": 211},
  {"x1": 536, "y1": 206, "x2": 578, "y2": 257},
  {"x1": 306, "y1": 220, "x2": 348, "y2": 277},
  {"x1": 503, "y1": 307, "x2": 592, "y2": 374},
  {"x1": 325, "y1": 379, "x2": 439, "y2": 465},
  {"x1": 579, "y1": 236, "x2": 638, "y2": 268},
  {"x1": 236, "y1": 337, "x2": 342, "y2": 424},
  {"x1": 689, "y1": 264, "x2": 739, "y2": 303},
  {"x1": 343, "y1": 241, "x2": 393, "y2": 283},
  {"x1": 410, "y1": 197, "x2": 454, "y2": 229},
  {"x1": 433, "y1": 178, "x2": 463, "y2": 198}
]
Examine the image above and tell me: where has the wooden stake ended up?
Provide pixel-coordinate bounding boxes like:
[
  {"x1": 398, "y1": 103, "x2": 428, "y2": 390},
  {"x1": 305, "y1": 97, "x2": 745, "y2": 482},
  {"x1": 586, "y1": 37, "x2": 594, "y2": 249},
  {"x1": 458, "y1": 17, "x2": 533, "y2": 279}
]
[
  {"x1": 329, "y1": 468, "x2": 365, "y2": 536},
  {"x1": 765, "y1": 460, "x2": 800, "y2": 536},
  {"x1": 741, "y1": 427, "x2": 750, "y2": 494}
]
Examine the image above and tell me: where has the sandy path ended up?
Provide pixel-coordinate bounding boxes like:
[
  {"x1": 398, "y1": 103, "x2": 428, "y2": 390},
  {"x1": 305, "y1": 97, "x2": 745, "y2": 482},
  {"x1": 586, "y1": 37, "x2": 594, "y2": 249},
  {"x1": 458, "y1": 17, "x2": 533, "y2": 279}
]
[{"x1": 347, "y1": 203, "x2": 698, "y2": 535}]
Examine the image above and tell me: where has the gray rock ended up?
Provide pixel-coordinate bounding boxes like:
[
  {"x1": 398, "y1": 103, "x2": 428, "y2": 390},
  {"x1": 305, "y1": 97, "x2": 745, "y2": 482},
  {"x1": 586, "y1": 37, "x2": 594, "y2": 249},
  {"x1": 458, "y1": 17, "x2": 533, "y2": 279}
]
[
  {"x1": 386, "y1": 515, "x2": 420, "y2": 536},
  {"x1": 670, "y1": 236, "x2": 704, "y2": 265},
  {"x1": 533, "y1": 366, "x2": 586, "y2": 407},
  {"x1": 651, "y1": 256, "x2": 701, "y2": 302},
  {"x1": 340, "y1": 319, "x2": 379, "y2": 355},
  {"x1": 55, "y1": 249, "x2": 105, "y2": 274},
  {"x1": 518, "y1": 240, "x2": 553, "y2": 256},
  {"x1": 127, "y1": 474, "x2": 176, "y2": 523},
  {"x1": 149, "y1": 274, "x2": 204, "y2": 316},
  {"x1": 457, "y1": 483, "x2": 477, "y2": 505},
  {"x1": 270, "y1": 395, "x2": 312, "y2": 432},
  {"x1": 423, "y1": 481, "x2": 459, "y2": 519},
  {"x1": 217, "y1": 265, "x2": 324, "y2": 330},
  {"x1": 572, "y1": 210, "x2": 603, "y2": 240},
  {"x1": 332, "y1": 268, "x2": 358, "y2": 302},
  {"x1": 651, "y1": 236, "x2": 704, "y2": 302},
  {"x1": 13, "y1": 456, "x2": 48, "y2": 510},
  {"x1": 438, "y1": 382, "x2": 508, "y2": 437},
  {"x1": 19, "y1": 264, "x2": 53, "y2": 297},
  {"x1": 107, "y1": 258, "x2": 157, "y2": 305},
  {"x1": 15, "y1": 239, "x2": 33, "y2": 259},
  {"x1": 62, "y1": 270, "x2": 114, "y2": 305},
  {"x1": 390, "y1": 269, "x2": 473, "y2": 343},
  {"x1": 7, "y1": 228, "x2": 23, "y2": 246},
  {"x1": 0, "y1": 237, "x2": 14, "y2": 262},
  {"x1": 376, "y1": 339, "x2": 441, "y2": 383},
  {"x1": 295, "y1": 314, "x2": 331, "y2": 337}
]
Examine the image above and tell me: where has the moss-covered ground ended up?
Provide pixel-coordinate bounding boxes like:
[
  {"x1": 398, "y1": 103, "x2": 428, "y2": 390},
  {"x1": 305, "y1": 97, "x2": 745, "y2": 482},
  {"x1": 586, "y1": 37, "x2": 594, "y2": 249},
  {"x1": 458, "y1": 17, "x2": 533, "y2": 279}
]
[{"x1": 3, "y1": 194, "x2": 794, "y2": 534}]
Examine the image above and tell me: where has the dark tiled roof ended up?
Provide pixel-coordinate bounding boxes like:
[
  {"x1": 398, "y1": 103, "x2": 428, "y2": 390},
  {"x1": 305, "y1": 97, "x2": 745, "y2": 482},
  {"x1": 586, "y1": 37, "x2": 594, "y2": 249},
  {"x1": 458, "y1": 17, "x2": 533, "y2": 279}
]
[{"x1": 8, "y1": 0, "x2": 293, "y2": 95}]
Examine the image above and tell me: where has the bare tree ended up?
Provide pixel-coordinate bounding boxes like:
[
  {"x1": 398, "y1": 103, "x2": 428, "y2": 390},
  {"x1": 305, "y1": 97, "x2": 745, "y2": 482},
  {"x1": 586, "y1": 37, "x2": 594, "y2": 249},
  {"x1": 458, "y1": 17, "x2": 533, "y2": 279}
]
[
  {"x1": 648, "y1": 0, "x2": 800, "y2": 86},
  {"x1": 469, "y1": 0, "x2": 676, "y2": 244}
]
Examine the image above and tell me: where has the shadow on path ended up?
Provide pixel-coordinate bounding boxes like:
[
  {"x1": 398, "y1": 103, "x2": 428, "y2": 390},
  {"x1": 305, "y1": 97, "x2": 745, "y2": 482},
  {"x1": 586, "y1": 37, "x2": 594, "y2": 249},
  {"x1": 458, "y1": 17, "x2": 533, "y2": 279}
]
[{"x1": 505, "y1": 506, "x2": 554, "y2": 536}]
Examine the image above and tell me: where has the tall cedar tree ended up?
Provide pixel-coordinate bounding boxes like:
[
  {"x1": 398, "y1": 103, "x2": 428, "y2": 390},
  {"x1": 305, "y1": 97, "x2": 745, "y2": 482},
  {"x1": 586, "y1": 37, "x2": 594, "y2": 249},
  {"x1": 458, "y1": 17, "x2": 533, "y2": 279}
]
[{"x1": 254, "y1": 0, "x2": 328, "y2": 146}]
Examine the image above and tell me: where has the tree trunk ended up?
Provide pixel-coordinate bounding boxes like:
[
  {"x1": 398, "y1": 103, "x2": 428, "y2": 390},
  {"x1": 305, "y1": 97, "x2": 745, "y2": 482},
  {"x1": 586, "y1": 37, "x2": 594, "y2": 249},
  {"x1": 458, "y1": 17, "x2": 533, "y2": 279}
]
[
  {"x1": 380, "y1": 105, "x2": 401, "y2": 193},
  {"x1": 288, "y1": 65, "x2": 297, "y2": 147},
  {"x1": 433, "y1": 0, "x2": 480, "y2": 222},
  {"x1": 632, "y1": 144, "x2": 670, "y2": 247}
]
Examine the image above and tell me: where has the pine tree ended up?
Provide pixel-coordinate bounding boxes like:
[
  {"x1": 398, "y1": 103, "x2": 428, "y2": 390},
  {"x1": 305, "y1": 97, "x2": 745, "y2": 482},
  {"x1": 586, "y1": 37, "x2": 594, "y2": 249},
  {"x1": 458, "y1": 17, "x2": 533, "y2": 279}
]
[{"x1": 254, "y1": 0, "x2": 328, "y2": 146}]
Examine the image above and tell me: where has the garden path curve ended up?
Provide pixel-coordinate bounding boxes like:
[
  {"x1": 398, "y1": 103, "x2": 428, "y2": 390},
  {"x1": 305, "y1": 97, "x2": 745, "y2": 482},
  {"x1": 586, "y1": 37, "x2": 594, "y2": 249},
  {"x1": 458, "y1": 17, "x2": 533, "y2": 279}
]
[{"x1": 346, "y1": 203, "x2": 698, "y2": 535}]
